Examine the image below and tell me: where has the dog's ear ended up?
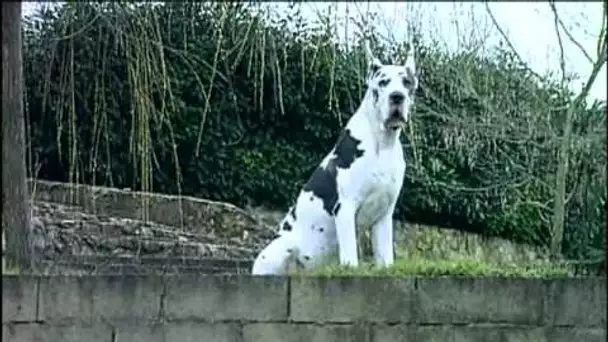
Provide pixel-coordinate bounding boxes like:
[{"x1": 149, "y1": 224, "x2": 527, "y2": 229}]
[
  {"x1": 364, "y1": 41, "x2": 383, "y2": 75},
  {"x1": 404, "y1": 53, "x2": 416, "y2": 75}
]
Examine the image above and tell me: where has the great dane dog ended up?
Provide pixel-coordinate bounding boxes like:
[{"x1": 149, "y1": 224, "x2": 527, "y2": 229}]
[{"x1": 252, "y1": 43, "x2": 419, "y2": 274}]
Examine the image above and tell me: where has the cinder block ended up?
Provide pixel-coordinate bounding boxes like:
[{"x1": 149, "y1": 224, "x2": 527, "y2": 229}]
[
  {"x1": 2, "y1": 323, "x2": 35, "y2": 342},
  {"x1": 38, "y1": 276, "x2": 164, "y2": 324},
  {"x1": 372, "y1": 324, "x2": 548, "y2": 342},
  {"x1": 290, "y1": 277, "x2": 415, "y2": 323},
  {"x1": 414, "y1": 277, "x2": 545, "y2": 325},
  {"x1": 546, "y1": 327, "x2": 606, "y2": 342},
  {"x1": 545, "y1": 277, "x2": 606, "y2": 327},
  {"x1": 2, "y1": 276, "x2": 38, "y2": 323},
  {"x1": 164, "y1": 275, "x2": 288, "y2": 321},
  {"x1": 2, "y1": 323, "x2": 112, "y2": 342},
  {"x1": 243, "y1": 323, "x2": 369, "y2": 342},
  {"x1": 114, "y1": 322, "x2": 242, "y2": 342},
  {"x1": 371, "y1": 324, "x2": 426, "y2": 342}
]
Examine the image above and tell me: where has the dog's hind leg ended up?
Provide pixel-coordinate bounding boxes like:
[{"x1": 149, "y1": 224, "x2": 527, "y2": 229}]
[{"x1": 251, "y1": 235, "x2": 299, "y2": 275}]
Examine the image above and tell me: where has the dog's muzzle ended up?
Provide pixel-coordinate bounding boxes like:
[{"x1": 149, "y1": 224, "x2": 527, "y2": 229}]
[{"x1": 385, "y1": 105, "x2": 406, "y2": 130}]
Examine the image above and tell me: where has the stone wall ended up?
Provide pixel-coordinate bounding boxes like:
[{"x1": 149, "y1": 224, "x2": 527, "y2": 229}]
[
  {"x1": 29, "y1": 179, "x2": 550, "y2": 264},
  {"x1": 28, "y1": 180, "x2": 276, "y2": 242},
  {"x1": 2, "y1": 275, "x2": 605, "y2": 342},
  {"x1": 23, "y1": 180, "x2": 278, "y2": 270}
]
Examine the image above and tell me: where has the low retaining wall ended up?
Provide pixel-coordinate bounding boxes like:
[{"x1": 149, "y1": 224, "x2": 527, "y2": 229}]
[
  {"x1": 2, "y1": 275, "x2": 605, "y2": 342},
  {"x1": 28, "y1": 179, "x2": 551, "y2": 264},
  {"x1": 28, "y1": 179, "x2": 270, "y2": 235}
]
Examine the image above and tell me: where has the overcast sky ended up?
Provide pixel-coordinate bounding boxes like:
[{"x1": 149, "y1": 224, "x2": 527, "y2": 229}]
[
  {"x1": 272, "y1": 2, "x2": 606, "y2": 103},
  {"x1": 22, "y1": 1, "x2": 606, "y2": 103}
]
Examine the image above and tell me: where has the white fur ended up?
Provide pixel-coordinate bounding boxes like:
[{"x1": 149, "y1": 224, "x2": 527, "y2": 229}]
[{"x1": 252, "y1": 45, "x2": 418, "y2": 275}]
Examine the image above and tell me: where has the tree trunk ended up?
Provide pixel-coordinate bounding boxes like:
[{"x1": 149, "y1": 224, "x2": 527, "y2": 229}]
[
  {"x1": 2, "y1": 2, "x2": 33, "y2": 272},
  {"x1": 549, "y1": 106, "x2": 572, "y2": 259}
]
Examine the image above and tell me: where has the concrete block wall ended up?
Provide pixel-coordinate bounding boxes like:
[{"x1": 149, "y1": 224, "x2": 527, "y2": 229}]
[{"x1": 2, "y1": 275, "x2": 606, "y2": 342}]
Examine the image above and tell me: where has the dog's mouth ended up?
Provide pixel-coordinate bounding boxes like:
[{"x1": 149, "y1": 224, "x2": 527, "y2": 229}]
[{"x1": 385, "y1": 108, "x2": 406, "y2": 130}]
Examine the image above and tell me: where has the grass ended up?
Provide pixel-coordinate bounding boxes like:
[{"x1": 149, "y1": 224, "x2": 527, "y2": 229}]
[
  {"x1": 2, "y1": 258, "x2": 21, "y2": 275},
  {"x1": 3, "y1": 254, "x2": 576, "y2": 277},
  {"x1": 293, "y1": 256, "x2": 575, "y2": 278}
]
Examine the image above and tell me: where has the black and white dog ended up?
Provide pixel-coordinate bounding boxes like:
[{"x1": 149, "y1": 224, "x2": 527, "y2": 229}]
[{"x1": 252, "y1": 44, "x2": 419, "y2": 274}]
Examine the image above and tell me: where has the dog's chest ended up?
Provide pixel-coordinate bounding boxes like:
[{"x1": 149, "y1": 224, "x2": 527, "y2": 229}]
[{"x1": 354, "y1": 151, "x2": 404, "y2": 227}]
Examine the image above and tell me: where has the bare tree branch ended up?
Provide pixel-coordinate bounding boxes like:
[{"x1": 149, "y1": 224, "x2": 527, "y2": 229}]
[
  {"x1": 598, "y1": 1, "x2": 607, "y2": 58},
  {"x1": 549, "y1": 1, "x2": 594, "y2": 64},
  {"x1": 548, "y1": 6, "x2": 607, "y2": 258},
  {"x1": 484, "y1": 3, "x2": 543, "y2": 81},
  {"x1": 549, "y1": 1, "x2": 568, "y2": 85}
]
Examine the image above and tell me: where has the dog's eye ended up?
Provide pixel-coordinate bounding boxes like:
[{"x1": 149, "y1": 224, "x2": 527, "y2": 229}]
[
  {"x1": 378, "y1": 79, "x2": 390, "y2": 87},
  {"x1": 402, "y1": 78, "x2": 412, "y2": 87}
]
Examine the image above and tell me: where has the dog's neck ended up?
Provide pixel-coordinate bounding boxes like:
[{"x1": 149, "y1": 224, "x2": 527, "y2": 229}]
[{"x1": 355, "y1": 91, "x2": 402, "y2": 152}]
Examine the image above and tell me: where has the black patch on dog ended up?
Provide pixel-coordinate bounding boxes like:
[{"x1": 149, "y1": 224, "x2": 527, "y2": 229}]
[
  {"x1": 333, "y1": 202, "x2": 341, "y2": 216},
  {"x1": 303, "y1": 255, "x2": 310, "y2": 261},
  {"x1": 333, "y1": 129, "x2": 365, "y2": 167},
  {"x1": 303, "y1": 167, "x2": 338, "y2": 215},
  {"x1": 378, "y1": 79, "x2": 390, "y2": 87},
  {"x1": 282, "y1": 221, "x2": 292, "y2": 232},
  {"x1": 303, "y1": 129, "x2": 364, "y2": 216},
  {"x1": 372, "y1": 89, "x2": 379, "y2": 102},
  {"x1": 288, "y1": 207, "x2": 297, "y2": 220},
  {"x1": 372, "y1": 67, "x2": 381, "y2": 78},
  {"x1": 318, "y1": 227, "x2": 324, "y2": 233}
]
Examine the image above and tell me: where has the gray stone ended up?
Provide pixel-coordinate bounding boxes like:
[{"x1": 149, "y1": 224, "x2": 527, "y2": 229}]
[
  {"x1": 2, "y1": 276, "x2": 38, "y2": 323},
  {"x1": 290, "y1": 277, "x2": 415, "y2": 323},
  {"x1": 414, "y1": 277, "x2": 545, "y2": 324},
  {"x1": 546, "y1": 327, "x2": 606, "y2": 342},
  {"x1": 544, "y1": 277, "x2": 606, "y2": 327},
  {"x1": 38, "y1": 275, "x2": 163, "y2": 324},
  {"x1": 243, "y1": 323, "x2": 369, "y2": 342},
  {"x1": 372, "y1": 324, "x2": 548, "y2": 342},
  {"x1": 2, "y1": 323, "x2": 112, "y2": 342},
  {"x1": 114, "y1": 322, "x2": 241, "y2": 342},
  {"x1": 164, "y1": 275, "x2": 288, "y2": 321}
]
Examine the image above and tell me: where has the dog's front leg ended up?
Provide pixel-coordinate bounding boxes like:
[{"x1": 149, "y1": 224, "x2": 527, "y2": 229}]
[
  {"x1": 335, "y1": 200, "x2": 359, "y2": 267},
  {"x1": 371, "y1": 211, "x2": 395, "y2": 267}
]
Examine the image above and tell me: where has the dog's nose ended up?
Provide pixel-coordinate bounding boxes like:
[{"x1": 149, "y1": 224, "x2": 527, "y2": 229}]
[{"x1": 389, "y1": 91, "x2": 405, "y2": 105}]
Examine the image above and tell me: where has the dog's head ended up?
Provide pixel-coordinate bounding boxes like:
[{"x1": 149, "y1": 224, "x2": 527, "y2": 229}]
[{"x1": 364, "y1": 43, "x2": 418, "y2": 131}]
